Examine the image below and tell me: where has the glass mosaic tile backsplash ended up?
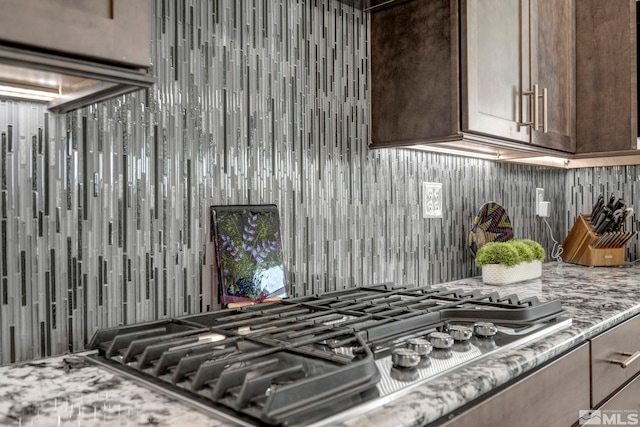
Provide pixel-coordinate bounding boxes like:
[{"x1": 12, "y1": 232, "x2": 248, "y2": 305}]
[{"x1": 0, "y1": 0, "x2": 637, "y2": 365}]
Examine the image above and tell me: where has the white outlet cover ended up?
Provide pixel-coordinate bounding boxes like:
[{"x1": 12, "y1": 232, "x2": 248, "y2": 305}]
[
  {"x1": 538, "y1": 201, "x2": 551, "y2": 217},
  {"x1": 423, "y1": 182, "x2": 443, "y2": 218},
  {"x1": 535, "y1": 188, "x2": 545, "y2": 215}
]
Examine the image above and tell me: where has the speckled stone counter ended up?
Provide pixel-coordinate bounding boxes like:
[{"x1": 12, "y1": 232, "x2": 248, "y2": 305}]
[
  {"x1": 2, "y1": 262, "x2": 640, "y2": 427},
  {"x1": 0, "y1": 354, "x2": 226, "y2": 427}
]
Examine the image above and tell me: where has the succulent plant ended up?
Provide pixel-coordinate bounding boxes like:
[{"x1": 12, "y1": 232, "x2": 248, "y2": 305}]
[
  {"x1": 509, "y1": 241, "x2": 535, "y2": 262},
  {"x1": 519, "y1": 239, "x2": 546, "y2": 261},
  {"x1": 475, "y1": 239, "x2": 545, "y2": 267}
]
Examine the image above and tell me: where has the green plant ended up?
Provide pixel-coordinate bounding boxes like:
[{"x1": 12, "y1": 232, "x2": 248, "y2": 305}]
[
  {"x1": 475, "y1": 242, "x2": 521, "y2": 267},
  {"x1": 510, "y1": 241, "x2": 535, "y2": 262},
  {"x1": 475, "y1": 239, "x2": 545, "y2": 267},
  {"x1": 520, "y1": 239, "x2": 545, "y2": 261}
]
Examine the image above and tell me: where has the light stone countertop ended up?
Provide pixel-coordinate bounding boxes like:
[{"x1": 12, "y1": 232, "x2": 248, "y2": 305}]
[{"x1": 2, "y1": 262, "x2": 639, "y2": 427}]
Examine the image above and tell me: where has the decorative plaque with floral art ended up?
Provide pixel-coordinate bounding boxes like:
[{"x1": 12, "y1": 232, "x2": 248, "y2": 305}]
[{"x1": 211, "y1": 205, "x2": 288, "y2": 306}]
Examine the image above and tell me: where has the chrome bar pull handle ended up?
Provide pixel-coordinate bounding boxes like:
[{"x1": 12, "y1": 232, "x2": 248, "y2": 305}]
[
  {"x1": 610, "y1": 351, "x2": 640, "y2": 368},
  {"x1": 520, "y1": 85, "x2": 537, "y2": 128},
  {"x1": 532, "y1": 84, "x2": 539, "y2": 130},
  {"x1": 539, "y1": 87, "x2": 548, "y2": 133}
]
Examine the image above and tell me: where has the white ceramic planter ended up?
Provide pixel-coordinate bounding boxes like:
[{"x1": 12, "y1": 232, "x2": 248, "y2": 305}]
[{"x1": 481, "y1": 260, "x2": 542, "y2": 285}]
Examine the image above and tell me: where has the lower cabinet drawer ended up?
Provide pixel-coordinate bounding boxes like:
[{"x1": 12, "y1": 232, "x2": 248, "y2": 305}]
[
  {"x1": 599, "y1": 373, "x2": 640, "y2": 412},
  {"x1": 440, "y1": 343, "x2": 590, "y2": 427},
  {"x1": 585, "y1": 374, "x2": 640, "y2": 427},
  {"x1": 591, "y1": 314, "x2": 640, "y2": 407}
]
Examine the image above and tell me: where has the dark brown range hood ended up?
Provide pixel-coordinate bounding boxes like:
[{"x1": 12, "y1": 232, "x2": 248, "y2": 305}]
[{"x1": 0, "y1": 0, "x2": 154, "y2": 114}]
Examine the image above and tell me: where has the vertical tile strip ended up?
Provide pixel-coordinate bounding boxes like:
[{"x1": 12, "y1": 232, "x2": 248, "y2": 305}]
[{"x1": 20, "y1": 251, "x2": 26, "y2": 306}]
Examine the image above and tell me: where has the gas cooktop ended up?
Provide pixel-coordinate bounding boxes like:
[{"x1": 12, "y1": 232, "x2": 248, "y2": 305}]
[{"x1": 85, "y1": 283, "x2": 571, "y2": 426}]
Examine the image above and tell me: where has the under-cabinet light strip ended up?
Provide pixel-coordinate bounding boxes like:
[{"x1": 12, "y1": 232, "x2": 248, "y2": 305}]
[
  {"x1": 412, "y1": 145, "x2": 499, "y2": 160},
  {"x1": 0, "y1": 85, "x2": 59, "y2": 102}
]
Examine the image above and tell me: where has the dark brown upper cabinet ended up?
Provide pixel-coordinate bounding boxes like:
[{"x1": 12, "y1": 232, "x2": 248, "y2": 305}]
[
  {"x1": 370, "y1": 0, "x2": 575, "y2": 156},
  {"x1": 575, "y1": 0, "x2": 638, "y2": 157},
  {"x1": 528, "y1": 0, "x2": 575, "y2": 152}
]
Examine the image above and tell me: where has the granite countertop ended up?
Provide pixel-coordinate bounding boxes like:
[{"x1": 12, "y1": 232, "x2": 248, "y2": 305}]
[{"x1": 2, "y1": 262, "x2": 640, "y2": 427}]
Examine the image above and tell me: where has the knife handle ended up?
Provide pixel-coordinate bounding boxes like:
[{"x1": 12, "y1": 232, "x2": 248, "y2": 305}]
[
  {"x1": 593, "y1": 204, "x2": 606, "y2": 224},
  {"x1": 593, "y1": 212, "x2": 606, "y2": 230},
  {"x1": 613, "y1": 199, "x2": 626, "y2": 211},
  {"x1": 592, "y1": 195, "x2": 604, "y2": 218},
  {"x1": 596, "y1": 218, "x2": 610, "y2": 234}
]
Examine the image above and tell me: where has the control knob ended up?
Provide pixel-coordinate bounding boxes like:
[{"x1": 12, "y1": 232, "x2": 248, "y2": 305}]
[
  {"x1": 474, "y1": 322, "x2": 498, "y2": 338},
  {"x1": 407, "y1": 338, "x2": 433, "y2": 356},
  {"x1": 392, "y1": 348, "x2": 420, "y2": 368},
  {"x1": 448, "y1": 325, "x2": 473, "y2": 341},
  {"x1": 429, "y1": 332, "x2": 454, "y2": 349}
]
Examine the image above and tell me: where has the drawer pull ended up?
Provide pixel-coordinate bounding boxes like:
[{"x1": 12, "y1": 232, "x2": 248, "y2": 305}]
[{"x1": 610, "y1": 351, "x2": 640, "y2": 368}]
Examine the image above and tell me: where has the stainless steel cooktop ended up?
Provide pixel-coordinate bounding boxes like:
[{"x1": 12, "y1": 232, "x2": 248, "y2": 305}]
[{"x1": 85, "y1": 283, "x2": 571, "y2": 426}]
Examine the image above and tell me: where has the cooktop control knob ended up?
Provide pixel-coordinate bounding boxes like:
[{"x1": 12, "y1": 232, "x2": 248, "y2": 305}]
[
  {"x1": 474, "y1": 322, "x2": 498, "y2": 338},
  {"x1": 407, "y1": 338, "x2": 433, "y2": 356},
  {"x1": 392, "y1": 348, "x2": 421, "y2": 368},
  {"x1": 449, "y1": 325, "x2": 473, "y2": 341},
  {"x1": 429, "y1": 332, "x2": 454, "y2": 349}
]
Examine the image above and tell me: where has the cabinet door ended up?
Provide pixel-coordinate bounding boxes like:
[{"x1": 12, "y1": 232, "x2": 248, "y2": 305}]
[
  {"x1": 530, "y1": 0, "x2": 576, "y2": 153},
  {"x1": 370, "y1": 0, "x2": 460, "y2": 146},
  {"x1": 575, "y1": 0, "x2": 637, "y2": 155},
  {"x1": 440, "y1": 343, "x2": 590, "y2": 427},
  {"x1": 590, "y1": 314, "x2": 640, "y2": 407},
  {"x1": 462, "y1": 0, "x2": 530, "y2": 143},
  {"x1": 598, "y1": 374, "x2": 640, "y2": 415}
]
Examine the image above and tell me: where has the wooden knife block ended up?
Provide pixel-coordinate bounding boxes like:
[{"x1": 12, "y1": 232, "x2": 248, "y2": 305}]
[{"x1": 562, "y1": 214, "x2": 624, "y2": 267}]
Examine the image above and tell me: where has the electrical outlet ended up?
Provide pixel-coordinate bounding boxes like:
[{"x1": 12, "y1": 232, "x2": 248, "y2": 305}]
[
  {"x1": 423, "y1": 182, "x2": 443, "y2": 218},
  {"x1": 535, "y1": 188, "x2": 545, "y2": 216}
]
